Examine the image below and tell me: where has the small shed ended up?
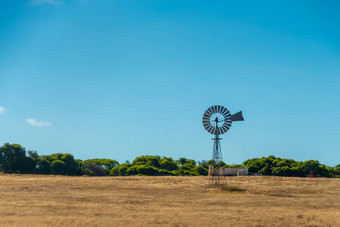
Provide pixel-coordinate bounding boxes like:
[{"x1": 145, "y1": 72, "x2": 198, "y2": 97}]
[{"x1": 224, "y1": 168, "x2": 248, "y2": 176}]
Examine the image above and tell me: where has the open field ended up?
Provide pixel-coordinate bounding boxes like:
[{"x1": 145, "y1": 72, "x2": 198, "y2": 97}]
[{"x1": 0, "y1": 175, "x2": 339, "y2": 226}]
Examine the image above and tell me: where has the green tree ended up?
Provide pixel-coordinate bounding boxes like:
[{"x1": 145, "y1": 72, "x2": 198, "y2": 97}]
[
  {"x1": 177, "y1": 162, "x2": 196, "y2": 175},
  {"x1": 83, "y1": 159, "x2": 119, "y2": 170},
  {"x1": 177, "y1": 158, "x2": 196, "y2": 166},
  {"x1": 217, "y1": 161, "x2": 226, "y2": 167},
  {"x1": 302, "y1": 160, "x2": 320, "y2": 175},
  {"x1": 126, "y1": 165, "x2": 161, "y2": 176},
  {"x1": 177, "y1": 158, "x2": 188, "y2": 166},
  {"x1": 0, "y1": 143, "x2": 27, "y2": 173},
  {"x1": 36, "y1": 158, "x2": 52, "y2": 174},
  {"x1": 83, "y1": 163, "x2": 107, "y2": 176},
  {"x1": 109, "y1": 166, "x2": 119, "y2": 176},
  {"x1": 244, "y1": 156, "x2": 278, "y2": 175},
  {"x1": 60, "y1": 154, "x2": 78, "y2": 175},
  {"x1": 272, "y1": 166, "x2": 291, "y2": 176},
  {"x1": 191, "y1": 165, "x2": 208, "y2": 175},
  {"x1": 12, "y1": 156, "x2": 36, "y2": 173},
  {"x1": 160, "y1": 157, "x2": 178, "y2": 171},
  {"x1": 289, "y1": 162, "x2": 305, "y2": 177},
  {"x1": 243, "y1": 157, "x2": 261, "y2": 173},
  {"x1": 118, "y1": 163, "x2": 131, "y2": 176},
  {"x1": 27, "y1": 150, "x2": 39, "y2": 160},
  {"x1": 334, "y1": 164, "x2": 340, "y2": 177},
  {"x1": 132, "y1": 156, "x2": 161, "y2": 168},
  {"x1": 51, "y1": 160, "x2": 67, "y2": 175},
  {"x1": 43, "y1": 153, "x2": 82, "y2": 175},
  {"x1": 84, "y1": 169, "x2": 94, "y2": 176}
]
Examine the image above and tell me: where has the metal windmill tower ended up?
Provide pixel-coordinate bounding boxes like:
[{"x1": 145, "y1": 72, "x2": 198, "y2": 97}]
[{"x1": 202, "y1": 105, "x2": 244, "y2": 163}]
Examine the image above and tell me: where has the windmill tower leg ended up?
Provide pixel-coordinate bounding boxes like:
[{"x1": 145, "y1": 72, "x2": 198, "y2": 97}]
[{"x1": 209, "y1": 135, "x2": 225, "y2": 185}]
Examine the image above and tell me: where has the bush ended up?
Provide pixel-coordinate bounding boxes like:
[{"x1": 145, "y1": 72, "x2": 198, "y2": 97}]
[
  {"x1": 118, "y1": 163, "x2": 131, "y2": 176},
  {"x1": 83, "y1": 163, "x2": 107, "y2": 176},
  {"x1": 177, "y1": 169, "x2": 191, "y2": 176},
  {"x1": 60, "y1": 154, "x2": 78, "y2": 175},
  {"x1": 0, "y1": 143, "x2": 27, "y2": 173},
  {"x1": 84, "y1": 169, "x2": 94, "y2": 176},
  {"x1": 192, "y1": 165, "x2": 208, "y2": 176},
  {"x1": 126, "y1": 165, "x2": 160, "y2": 176},
  {"x1": 178, "y1": 163, "x2": 195, "y2": 172},
  {"x1": 109, "y1": 166, "x2": 119, "y2": 176},
  {"x1": 36, "y1": 158, "x2": 52, "y2": 174},
  {"x1": 132, "y1": 156, "x2": 161, "y2": 168},
  {"x1": 160, "y1": 157, "x2": 178, "y2": 171},
  {"x1": 42, "y1": 153, "x2": 82, "y2": 175},
  {"x1": 158, "y1": 169, "x2": 174, "y2": 175},
  {"x1": 83, "y1": 159, "x2": 119, "y2": 169},
  {"x1": 12, "y1": 156, "x2": 36, "y2": 173},
  {"x1": 51, "y1": 160, "x2": 67, "y2": 175}
]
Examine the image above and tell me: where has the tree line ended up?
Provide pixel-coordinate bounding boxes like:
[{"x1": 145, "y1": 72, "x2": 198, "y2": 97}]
[{"x1": 0, "y1": 143, "x2": 339, "y2": 177}]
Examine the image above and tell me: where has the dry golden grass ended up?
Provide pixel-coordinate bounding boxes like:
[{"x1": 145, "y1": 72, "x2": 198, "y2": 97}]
[{"x1": 0, "y1": 175, "x2": 339, "y2": 226}]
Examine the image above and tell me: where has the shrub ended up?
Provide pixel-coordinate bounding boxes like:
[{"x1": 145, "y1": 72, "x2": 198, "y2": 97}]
[
  {"x1": 51, "y1": 160, "x2": 67, "y2": 175},
  {"x1": 132, "y1": 156, "x2": 161, "y2": 168},
  {"x1": 12, "y1": 156, "x2": 36, "y2": 173},
  {"x1": 192, "y1": 165, "x2": 208, "y2": 176},
  {"x1": 84, "y1": 169, "x2": 94, "y2": 176},
  {"x1": 160, "y1": 157, "x2": 178, "y2": 171},
  {"x1": 83, "y1": 163, "x2": 107, "y2": 176},
  {"x1": 0, "y1": 143, "x2": 26, "y2": 173},
  {"x1": 118, "y1": 163, "x2": 131, "y2": 176},
  {"x1": 109, "y1": 166, "x2": 119, "y2": 176},
  {"x1": 126, "y1": 165, "x2": 160, "y2": 176},
  {"x1": 36, "y1": 158, "x2": 52, "y2": 174},
  {"x1": 83, "y1": 159, "x2": 119, "y2": 169},
  {"x1": 158, "y1": 169, "x2": 173, "y2": 176}
]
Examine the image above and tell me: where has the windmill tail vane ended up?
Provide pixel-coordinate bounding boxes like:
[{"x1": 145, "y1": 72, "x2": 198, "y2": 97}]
[{"x1": 231, "y1": 111, "x2": 244, "y2": 121}]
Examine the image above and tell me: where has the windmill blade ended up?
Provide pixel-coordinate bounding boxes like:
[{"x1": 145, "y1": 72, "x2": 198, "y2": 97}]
[
  {"x1": 203, "y1": 116, "x2": 211, "y2": 121},
  {"x1": 220, "y1": 106, "x2": 228, "y2": 116},
  {"x1": 203, "y1": 112, "x2": 212, "y2": 118},
  {"x1": 224, "y1": 119, "x2": 232, "y2": 125},
  {"x1": 210, "y1": 126, "x2": 216, "y2": 135},
  {"x1": 220, "y1": 125, "x2": 227, "y2": 134},
  {"x1": 213, "y1": 105, "x2": 218, "y2": 113},
  {"x1": 223, "y1": 121, "x2": 231, "y2": 128},
  {"x1": 206, "y1": 125, "x2": 213, "y2": 133},
  {"x1": 203, "y1": 122, "x2": 210, "y2": 127},
  {"x1": 231, "y1": 111, "x2": 244, "y2": 121},
  {"x1": 222, "y1": 109, "x2": 231, "y2": 118},
  {"x1": 206, "y1": 108, "x2": 213, "y2": 117},
  {"x1": 223, "y1": 122, "x2": 231, "y2": 129}
]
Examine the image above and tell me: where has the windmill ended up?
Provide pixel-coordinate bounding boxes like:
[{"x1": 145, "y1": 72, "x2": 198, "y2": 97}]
[
  {"x1": 203, "y1": 105, "x2": 244, "y2": 184},
  {"x1": 202, "y1": 105, "x2": 244, "y2": 163}
]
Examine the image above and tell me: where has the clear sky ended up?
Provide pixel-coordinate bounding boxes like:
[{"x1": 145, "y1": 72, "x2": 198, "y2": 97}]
[{"x1": 1, "y1": 0, "x2": 339, "y2": 166}]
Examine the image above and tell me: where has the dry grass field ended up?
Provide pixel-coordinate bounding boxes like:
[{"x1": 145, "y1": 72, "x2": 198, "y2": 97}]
[{"x1": 0, "y1": 175, "x2": 339, "y2": 226}]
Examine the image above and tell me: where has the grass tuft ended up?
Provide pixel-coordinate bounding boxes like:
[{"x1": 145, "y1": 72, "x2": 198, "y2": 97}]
[{"x1": 208, "y1": 183, "x2": 246, "y2": 192}]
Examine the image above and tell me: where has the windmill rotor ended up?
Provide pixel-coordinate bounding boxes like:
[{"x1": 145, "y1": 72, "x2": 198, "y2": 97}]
[{"x1": 202, "y1": 105, "x2": 235, "y2": 136}]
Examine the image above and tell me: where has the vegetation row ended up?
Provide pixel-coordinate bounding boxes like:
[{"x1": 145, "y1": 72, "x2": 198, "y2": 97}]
[{"x1": 0, "y1": 143, "x2": 339, "y2": 177}]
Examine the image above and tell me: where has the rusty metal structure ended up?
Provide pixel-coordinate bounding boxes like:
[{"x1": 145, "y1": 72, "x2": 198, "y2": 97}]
[
  {"x1": 202, "y1": 105, "x2": 244, "y2": 184},
  {"x1": 208, "y1": 165, "x2": 226, "y2": 185}
]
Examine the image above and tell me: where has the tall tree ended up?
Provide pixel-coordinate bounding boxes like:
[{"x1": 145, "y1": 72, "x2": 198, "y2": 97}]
[{"x1": 0, "y1": 143, "x2": 35, "y2": 173}]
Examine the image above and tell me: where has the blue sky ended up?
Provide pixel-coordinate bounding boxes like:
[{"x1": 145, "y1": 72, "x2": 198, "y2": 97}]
[{"x1": 0, "y1": 0, "x2": 339, "y2": 166}]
